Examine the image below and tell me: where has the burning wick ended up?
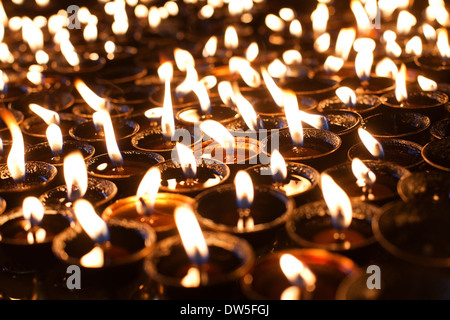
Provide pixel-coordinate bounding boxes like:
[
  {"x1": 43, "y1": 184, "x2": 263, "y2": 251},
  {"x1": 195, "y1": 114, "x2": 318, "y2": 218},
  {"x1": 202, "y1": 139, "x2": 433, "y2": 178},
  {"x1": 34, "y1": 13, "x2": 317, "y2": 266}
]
[
  {"x1": 0, "y1": 71, "x2": 8, "y2": 98},
  {"x1": 64, "y1": 151, "x2": 88, "y2": 203},
  {"x1": 282, "y1": 90, "x2": 304, "y2": 151},
  {"x1": 279, "y1": 253, "x2": 316, "y2": 300},
  {"x1": 22, "y1": 197, "x2": 46, "y2": 244},
  {"x1": 270, "y1": 149, "x2": 288, "y2": 187},
  {"x1": 136, "y1": 167, "x2": 161, "y2": 217},
  {"x1": 175, "y1": 206, "x2": 209, "y2": 287},
  {"x1": 175, "y1": 142, "x2": 197, "y2": 186},
  {"x1": 46, "y1": 123, "x2": 63, "y2": 161},
  {"x1": 351, "y1": 158, "x2": 376, "y2": 201},
  {"x1": 357, "y1": 128, "x2": 385, "y2": 159},
  {"x1": 235, "y1": 170, "x2": 255, "y2": 232},
  {"x1": 93, "y1": 110, "x2": 124, "y2": 171},
  {"x1": 321, "y1": 173, "x2": 353, "y2": 246},
  {"x1": 74, "y1": 199, "x2": 111, "y2": 268}
]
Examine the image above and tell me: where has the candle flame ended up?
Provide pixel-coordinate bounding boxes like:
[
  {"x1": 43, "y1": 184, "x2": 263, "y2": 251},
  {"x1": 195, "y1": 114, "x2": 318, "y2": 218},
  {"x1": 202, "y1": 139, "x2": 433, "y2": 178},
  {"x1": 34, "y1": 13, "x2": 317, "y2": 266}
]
[
  {"x1": 60, "y1": 38, "x2": 80, "y2": 67},
  {"x1": 27, "y1": 68, "x2": 43, "y2": 86},
  {"x1": 336, "y1": 87, "x2": 357, "y2": 108},
  {"x1": 289, "y1": 19, "x2": 302, "y2": 38},
  {"x1": 174, "y1": 205, "x2": 209, "y2": 279},
  {"x1": 23, "y1": 196, "x2": 46, "y2": 244},
  {"x1": 351, "y1": 157, "x2": 376, "y2": 189},
  {"x1": 422, "y1": 23, "x2": 436, "y2": 41},
  {"x1": 0, "y1": 70, "x2": 7, "y2": 92},
  {"x1": 280, "y1": 253, "x2": 316, "y2": 294},
  {"x1": 385, "y1": 39, "x2": 402, "y2": 58},
  {"x1": 324, "y1": 56, "x2": 344, "y2": 73},
  {"x1": 437, "y1": 28, "x2": 450, "y2": 59},
  {"x1": 74, "y1": 199, "x2": 110, "y2": 244},
  {"x1": 353, "y1": 37, "x2": 376, "y2": 53},
  {"x1": 397, "y1": 10, "x2": 417, "y2": 35},
  {"x1": 83, "y1": 21, "x2": 98, "y2": 42},
  {"x1": 159, "y1": 62, "x2": 175, "y2": 141},
  {"x1": 136, "y1": 167, "x2": 161, "y2": 216},
  {"x1": 267, "y1": 58, "x2": 287, "y2": 79},
  {"x1": 29, "y1": 103, "x2": 60, "y2": 125},
  {"x1": 320, "y1": 173, "x2": 353, "y2": 230},
  {"x1": 282, "y1": 50, "x2": 302, "y2": 65},
  {"x1": 75, "y1": 79, "x2": 109, "y2": 112},
  {"x1": 175, "y1": 64, "x2": 199, "y2": 97},
  {"x1": 280, "y1": 286, "x2": 302, "y2": 300},
  {"x1": 148, "y1": 6, "x2": 161, "y2": 29},
  {"x1": 335, "y1": 28, "x2": 356, "y2": 61},
  {"x1": 199, "y1": 120, "x2": 235, "y2": 156},
  {"x1": 299, "y1": 111, "x2": 329, "y2": 130},
  {"x1": 22, "y1": 17, "x2": 44, "y2": 52},
  {"x1": 314, "y1": 33, "x2": 331, "y2": 53},
  {"x1": 229, "y1": 57, "x2": 261, "y2": 87},
  {"x1": 279, "y1": 8, "x2": 293, "y2": 19},
  {"x1": 0, "y1": 107, "x2": 25, "y2": 182},
  {"x1": 375, "y1": 57, "x2": 398, "y2": 79},
  {"x1": 35, "y1": 49, "x2": 49, "y2": 65},
  {"x1": 245, "y1": 42, "x2": 259, "y2": 62},
  {"x1": 270, "y1": 149, "x2": 287, "y2": 183},
  {"x1": 158, "y1": 61, "x2": 174, "y2": 83},
  {"x1": 80, "y1": 246, "x2": 104, "y2": 268},
  {"x1": 0, "y1": 43, "x2": 14, "y2": 64},
  {"x1": 261, "y1": 67, "x2": 283, "y2": 107},
  {"x1": 311, "y1": 2, "x2": 329, "y2": 35},
  {"x1": 355, "y1": 50, "x2": 374, "y2": 82},
  {"x1": 283, "y1": 90, "x2": 303, "y2": 147},
  {"x1": 181, "y1": 267, "x2": 202, "y2": 288},
  {"x1": 418, "y1": 75, "x2": 438, "y2": 92},
  {"x1": 202, "y1": 36, "x2": 217, "y2": 58},
  {"x1": 94, "y1": 110, "x2": 123, "y2": 167},
  {"x1": 224, "y1": 25, "x2": 239, "y2": 50},
  {"x1": 358, "y1": 128, "x2": 385, "y2": 158},
  {"x1": 265, "y1": 13, "x2": 285, "y2": 32},
  {"x1": 64, "y1": 151, "x2": 88, "y2": 202},
  {"x1": 234, "y1": 170, "x2": 254, "y2": 231},
  {"x1": 218, "y1": 81, "x2": 236, "y2": 107},
  {"x1": 193, "y1": 81, "x2": 211, "y2": 114},
  {"x1": 46, "y1": 123, "x2": 63, "y2": 157},
  {"x1": 233, "y1": 85, "x2": 259, "y2": 131},
  {"x1": 174, "y1": 48, "x2": 195, "y2": 72},
  {"x1": 395, "y1": 63, "x2": 408, "y2": 103},
  {"x1": 200, "y1": 76, "x2": 217, "y2": 91},
  {"x1": 176, "y1": 142, "x2": 197, "y2": 179},
  {"x1": 405, "y1": 36, "x2": 423, "y2": 56},
  {"x1": 23, "y1": 196, "x2": 44, "y2": 227},
  {"x1": 351, "y1": 0, "x2": 371, "y2": 34}
]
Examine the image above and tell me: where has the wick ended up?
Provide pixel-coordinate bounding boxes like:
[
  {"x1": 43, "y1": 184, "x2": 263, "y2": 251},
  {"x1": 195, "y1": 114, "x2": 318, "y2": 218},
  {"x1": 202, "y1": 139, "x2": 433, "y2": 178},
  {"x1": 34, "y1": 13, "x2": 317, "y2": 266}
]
[
  {"x1": 360, "y1": 184, "x2": 375, "y2": 201},
  {"x1": 197, "y1": 263, "x2": 209, "y2": 286},
  {"x1": 28, "y1": 226, "x2": 38, "y2": 244},
  {"x1": 237, "y1": 208, "x2": 253, "y2": 231},
  {"x1": 99, "y1": 240, "x2": 112, "y2": 266},
  {"x1": 185, "y1": 178, "x2": 196, "y2": 186},
  {"x1": 332, "y1": 229, "x2": 347, "y2": 243},
  {"x1": 116, "y1": 165, "x2": 124, "y2": 173},
  {"x1": 139, "y1": 197, "x2": 153, "y2": 217},
  {"x1": 272, "y1": 181, "x2": 285, "y2": 190}
]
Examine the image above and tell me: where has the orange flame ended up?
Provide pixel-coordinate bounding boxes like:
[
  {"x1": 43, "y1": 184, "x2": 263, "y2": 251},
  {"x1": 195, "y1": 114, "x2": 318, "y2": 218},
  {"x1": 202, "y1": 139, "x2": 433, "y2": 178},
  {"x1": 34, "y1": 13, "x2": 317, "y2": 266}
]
[{"x1": 0, "y1": 107, "x2": 25, "y2": 182}]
